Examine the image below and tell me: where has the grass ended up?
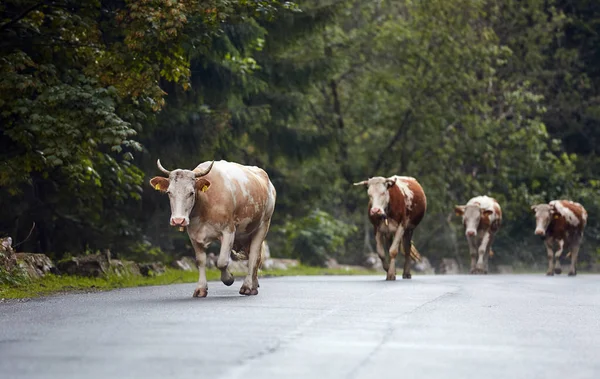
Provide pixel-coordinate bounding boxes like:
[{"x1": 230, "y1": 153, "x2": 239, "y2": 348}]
[{"x1": 0, "y1": 265, "x2": 378, "y2": 300}]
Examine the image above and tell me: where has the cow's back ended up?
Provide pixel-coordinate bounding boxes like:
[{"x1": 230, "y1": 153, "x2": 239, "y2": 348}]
[
  {"x1": 193, "y1": 160, "x2": 276, "y2": 227},
  {"x1": 548, "y1": 200, "x2": 586, "y2": 239},
  {"x1": 468, "y1": 195, "x2": 502, "y2": 232},
  {"x1": 388, "y1": 176, "x2": 427, "y2": 228}
]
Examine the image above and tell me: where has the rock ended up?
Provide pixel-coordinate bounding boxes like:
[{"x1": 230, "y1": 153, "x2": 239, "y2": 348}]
[
  {"x1": 139, "y1": 262, "x2": 166, "y2": 277},
  {"x1": 109, "y1": 259, "x2": 141, "y2": 277},
  {"x1": 271, "y1": 258, "x2": 299, "y2": 270},
  {"x1": 206, "y1": 253, "x2": 217, "y2": 269},
  {"x1": 363, "y1": 253, "x2": 383, "y2": 271},
  {"x1": 58, "y1": 254, "x2": 109, "y2": 277},
  {"x1": 413, "y1": 256, "x2": 435, "y2": 275},
  {"x1": 325, "y1": 258, "x2": 340, "y2": 269},
  {"x1": 15, "y1": 253, "x2": 57, "y2": 279},
  {"x1": 227, "y1": 260, "x2": 248, "y2": 274},
  {"x1": 264, "y1": 259, "x2": 287, "y2": 270},
  {"x1": 438, "y1": 258, "x2": 460, "y2": 275},
  {"x1": 1, "y1": 237, "x2": 17, "y2": 273},
  {"x1": 496, "y1": 265, "x2": 513, "y2": 274},
  {"x1": 171, "y1": 256, "x2": 196, "y2": 271}
]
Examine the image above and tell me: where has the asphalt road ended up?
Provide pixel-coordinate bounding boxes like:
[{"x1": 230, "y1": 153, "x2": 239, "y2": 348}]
[{"x1": 1, "y1": 274, "x2": 599, "y2": 379}]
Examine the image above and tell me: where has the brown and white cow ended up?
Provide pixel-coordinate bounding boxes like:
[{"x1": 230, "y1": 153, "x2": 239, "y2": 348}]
[
  {"x1": 454, "y1": 196, "x2": 502, "y2": 274},
  {"x1": 354, "y1": 176, "x2": 427, "y2": 280},
  {"x1": 150, "y1": 159, "x2": 276, "y2": 297},
  {"x1": 531, "y1": 200, "x2": 587, "y2": 276}
]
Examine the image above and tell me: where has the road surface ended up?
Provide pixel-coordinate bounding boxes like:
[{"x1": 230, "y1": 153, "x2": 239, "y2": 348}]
[{"x1": 1, "y1": 274, "x2": 599, "y2": 379}]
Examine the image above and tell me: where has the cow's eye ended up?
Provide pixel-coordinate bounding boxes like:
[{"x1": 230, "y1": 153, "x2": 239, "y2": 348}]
[{"x1": 188, "y1": 192, "x2": 194, "y2": 197}]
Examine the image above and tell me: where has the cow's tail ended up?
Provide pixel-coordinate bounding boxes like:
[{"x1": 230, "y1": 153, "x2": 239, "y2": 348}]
[{"x1": 402, "y1": 241, "x2": 422, "y2": 262}]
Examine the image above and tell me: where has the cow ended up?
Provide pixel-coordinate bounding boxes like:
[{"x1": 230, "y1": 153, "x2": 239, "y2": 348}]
[
  {"x1": 353, "y1": 176, "x2": 427, "y2": 280},
  {"x1": 531, "y1": 200, "x2": 587, "y2": 276},
  {"x1": 454, "y1": 196, "x2": 502, "y2": 274},
  {"x1": 150, "y1": 159, "x2": 276, "y2": 297}
]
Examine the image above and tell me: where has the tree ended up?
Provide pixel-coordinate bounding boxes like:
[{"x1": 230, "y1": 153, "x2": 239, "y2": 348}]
[{"x1": 0, "y1": 0, "x2": 294, "y2": 256}]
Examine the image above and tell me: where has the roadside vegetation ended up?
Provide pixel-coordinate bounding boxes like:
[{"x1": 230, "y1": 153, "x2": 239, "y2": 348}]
[
  {"x1": 2, "y1": 0, "x2": 600, "y2": 284},
  {"x1": 0, "y1": 266, "x2": 378, "y2": 300}
]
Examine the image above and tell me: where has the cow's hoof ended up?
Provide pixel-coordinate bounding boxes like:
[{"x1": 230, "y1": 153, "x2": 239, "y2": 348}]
[
  {"x1": 239, "y1": 285, "x2": 258, "y2": 296},
  {"x1": 193, "y1": 288, "x2": 208, "y2": 298},
  {"x1": 546, "y1": 272, "x2": 554, "y2": 276},
  {"x1": 402, "y1": 273, "x2": 412, "y2": 279},
  {"x1": 568, "y1": 271, "x2": 577, "y2": 276},
  {"x1": 386, "y1": 273, "x2": 396, "y2": 281},
  {"x1": 554, "y1": 267, "x2": 562, "y2": 275},
  {"x1": 221, "y1": 271, "x2": 234, "y2": 286}
]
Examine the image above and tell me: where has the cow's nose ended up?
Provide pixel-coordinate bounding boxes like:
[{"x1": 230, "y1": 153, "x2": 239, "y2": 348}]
[
  {"x1": 466, "y1": 230, "x2": 476, "y2": 237},
  {"x1": 370, "y1": 208, "x2": 383, "y2": 216},
  {"x1": 171, "y1": 217, "x2": 187, "y2": 226},
  {"x1": 535, "y1": 229, "x2": 544, "y2": 236}
]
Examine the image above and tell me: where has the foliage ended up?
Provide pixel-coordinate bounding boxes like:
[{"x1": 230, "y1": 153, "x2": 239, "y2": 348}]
[
  {"x1": 0, "y1": 0, "x2": 294, "y2": 257},
  {"x1": 276, "y1": 209, "x2": 357, "y2": 266},
  {"x1": 2, "y1": 0, "x2": 600, "y2": 272}
]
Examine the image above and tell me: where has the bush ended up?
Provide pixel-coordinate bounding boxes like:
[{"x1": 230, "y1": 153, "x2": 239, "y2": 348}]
[{"x1": 276, "y1": 210, "x2": 357, "y2": 266}]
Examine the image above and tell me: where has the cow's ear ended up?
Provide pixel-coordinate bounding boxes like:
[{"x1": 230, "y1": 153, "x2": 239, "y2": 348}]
[
  {"x1": 454, "y1": 205, "x2": 465, "y2": 216},
  {"x1": 385, "y1": 178, "x2": 396, "y2": 188},
  {"x1": 483, "y1": 210, "x2": 493, "y2": 216},
  {"x1": 150, "y1": 177, "x2": 169, "y2": 193},
  {"x1": 195, "y1": 178, "x2": 211, "y2": 193}
]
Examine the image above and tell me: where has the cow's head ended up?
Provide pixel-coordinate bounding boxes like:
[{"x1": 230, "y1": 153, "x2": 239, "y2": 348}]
[
  {"x1": 531, "y1": 203, "x2": 554, "y2": 236},
  {"x1": 454, "y1": 204, "x2": 492, "y2": 237},
  {"x1": 149, "y1": 160, "x2": 214, "y2": 227},
  {"x1": 353, "y1": 176, "x2": 396, "y2": 218}
]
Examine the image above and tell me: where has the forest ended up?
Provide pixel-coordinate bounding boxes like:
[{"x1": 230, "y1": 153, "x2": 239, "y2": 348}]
[{"x1": 1, "y1": 0, "x2": 600, "y2": 273}]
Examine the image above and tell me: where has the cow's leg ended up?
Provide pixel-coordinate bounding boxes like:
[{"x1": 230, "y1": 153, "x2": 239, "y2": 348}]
[
  {"x1": 545, "y1": 238, "x2": 555, "y2": 276},
  {"x1": 554, "y1": 239, "x2": 564, "y2": 275},
  {"x1": 240, "y1": 221, "x2": 270, "y2": 296},
  {"x1": 217, "y1": 231, "x2": 235, "y2": 286},
  {"x1": 468, "y1": 236, "x2": 478, "y2": 274},
  {"x1": 191, "y1": 241, "x2": 208, "y2": 298},
  {"x1": 375, "y1": 230, "x2": 389, "y2": 272},
  {"x1": 481, "y1": 233, "x2": 494, "y2": 274},
  {"x1": 568, "y1": 237, "x2": 581, "y2": 276},
  {"x1": 483, "y1": 242, "x2": 493, "y2": 274},
  {"x1": 475, "y1": 232, "x2": 490, "y2": 274},
  {"x1": 401, "y1": 229, "x2": 414, "y2": 279},
  {"x1": 387, "y1": 225, "x2": 405, "y2": 281}
]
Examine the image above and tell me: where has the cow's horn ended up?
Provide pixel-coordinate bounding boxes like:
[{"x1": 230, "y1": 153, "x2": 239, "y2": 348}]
[
  {"x1": 156, "y1": 159, "x2": 171, "y2": 175},
  {"x1": 353, "y1": 180, "x2": 368, "y2": 186},
  {"x1": 195, "y1": 160, "x2": 215, "y2": 178}
]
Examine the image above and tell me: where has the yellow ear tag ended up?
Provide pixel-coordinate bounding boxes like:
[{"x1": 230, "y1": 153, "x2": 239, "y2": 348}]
[
  {"x1": 201, "y1": 185, "x2": 209, "y2": 192},
  {"x1": 155, "y1": 184, "x2": 161, "y2": 191},
  {"x1": 554, "y1": 215, "x2": 559, "y2": 219}
]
